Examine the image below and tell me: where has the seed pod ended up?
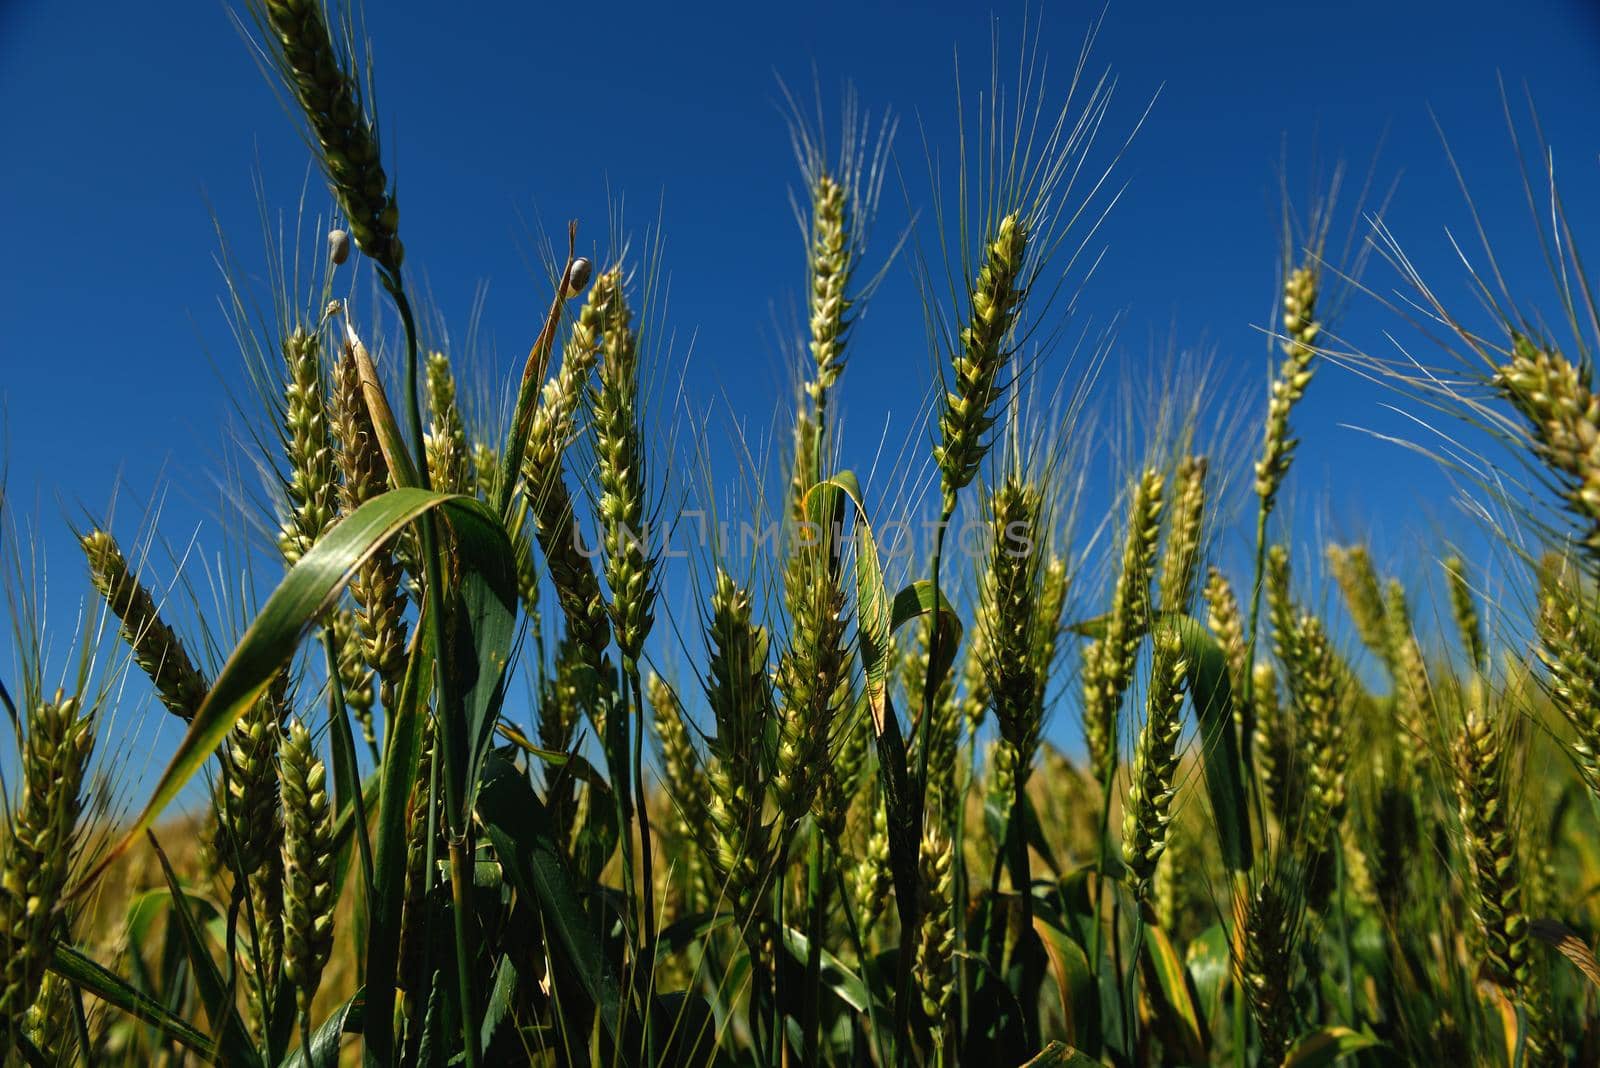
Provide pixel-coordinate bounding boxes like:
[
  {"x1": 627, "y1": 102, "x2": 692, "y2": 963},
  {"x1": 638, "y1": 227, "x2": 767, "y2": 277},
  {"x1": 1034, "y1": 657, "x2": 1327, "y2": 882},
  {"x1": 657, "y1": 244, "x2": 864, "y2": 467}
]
[
  {"x1": 566, "y1": 256, "x2": 593, "y2": 297},
  {"x1": 328, "y1": 228, "x2": 350, "y2": 265}
]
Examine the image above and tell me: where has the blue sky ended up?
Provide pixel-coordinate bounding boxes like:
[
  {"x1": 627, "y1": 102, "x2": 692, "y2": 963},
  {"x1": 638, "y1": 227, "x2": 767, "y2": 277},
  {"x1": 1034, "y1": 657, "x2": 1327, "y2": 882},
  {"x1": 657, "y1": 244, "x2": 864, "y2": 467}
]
[{"x1": 3, "y1": 0, "x2": 1600, "y2": 781}]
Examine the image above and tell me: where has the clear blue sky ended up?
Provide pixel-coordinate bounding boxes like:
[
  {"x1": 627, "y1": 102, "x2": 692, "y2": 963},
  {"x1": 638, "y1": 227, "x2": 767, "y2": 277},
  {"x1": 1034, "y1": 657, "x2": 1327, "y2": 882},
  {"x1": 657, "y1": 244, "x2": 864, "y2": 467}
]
[{"x1": 3, "y1": 0, "x2": 1599, "y2": 778}]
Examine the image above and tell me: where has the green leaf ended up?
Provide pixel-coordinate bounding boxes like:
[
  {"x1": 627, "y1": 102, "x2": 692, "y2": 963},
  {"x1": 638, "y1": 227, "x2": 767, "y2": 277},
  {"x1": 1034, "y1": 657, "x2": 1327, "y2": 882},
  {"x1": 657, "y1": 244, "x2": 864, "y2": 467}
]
[
  {"x1": 889, "y1": 580, "x2": 963, "y2": 706},
  {"x1": 656, "y1": 911, "x2": 733, "y2": 961},
  {"x1": 1032, "y1": 913, "x2": 1099, "y2": 1053},
  {"x1": 1183, "y1": 923, "x2": 1231, "y2": 1029},
  {"x1": 362, "y1": 614, "x2": 435, "y2": 1065},
  {"x1": 1282, "y1": 1025, "x2": 1382, "y2": 1067},
  {"x1": 781, "y1": 926, "x2": 874, "y2": 1014},
  {"x1": 477, "y1": 752, "x2": 623, "y2": 1039},
  {"x1": 80, "y1": 488, "x2": 472, "y2": 889},
  {"x1": 276, "y1": 990, "x2": 365, "y2": 1068},
  {"x1": 49, "y1": 944, "x2": 215, "y2": 1060},
  {"x1": 651, "y1": 990, "x2": 719, "y2": 1068},
  {"x1": 148, "y1": 833, "x2": 260, "y2": 1068},
  {"x1": 1021, "y1": 1041, "x2": 1101, "y2": 1066},
  {"x1": 1138, "y1": 924, "x2": 1206, "y2": 1065},
  {"x1": 480, "y1": 956, "x2": 518, "y2": 1051},
  {"x1": 495, "y1": 720, "x2": 572, "y2": 764},
  {"x1": 439, "y1": 498, "x2": 519, "y2": 819},
  {"x1": 1157, "y1": 614, "x2": 1253, "y2": 872}
]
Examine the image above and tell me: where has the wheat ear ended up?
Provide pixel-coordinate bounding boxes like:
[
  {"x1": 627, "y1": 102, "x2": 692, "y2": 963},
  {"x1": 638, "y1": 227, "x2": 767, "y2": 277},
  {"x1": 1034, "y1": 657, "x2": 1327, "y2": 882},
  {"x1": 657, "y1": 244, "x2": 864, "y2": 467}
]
[
  {"x1": 0, "y1": 693, "x2": 95, "y2": 1039},
  {"x1": 1121, "y1": 629, "x2": 1190, "y2": 912},
  {"x1": 1254, "y1": 263, "x2": 1320, "y2": 514},
  {"x1": 81, "y1": 529, "x2": 207, "y2": 721},
  {"x1": 280, "y1": 718, "x2": 336, "y2": 1028}
]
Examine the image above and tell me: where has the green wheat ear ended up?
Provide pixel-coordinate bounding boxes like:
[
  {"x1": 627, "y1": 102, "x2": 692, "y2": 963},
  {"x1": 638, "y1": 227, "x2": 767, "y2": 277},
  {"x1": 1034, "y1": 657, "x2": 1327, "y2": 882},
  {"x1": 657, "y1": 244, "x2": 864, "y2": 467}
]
[
  {"x1": 0, "y1": 692, "x2": 95, "y2": 1040},
  {"x1": 1327, "y1": 543, "x2": 1389, "y2": 667},
  {"x1": 701, "y1": 568, "x2": 776, "y2": 922},
  {"x1": 1203, "y1": 567, "x2": 1248, "y2": 732},
  {"x1": 424, "y1": 350, "x2": 474, "y2": 495},
  {"x1": 1285, "y1": 614, "x2": 1346, "y2": 841},
  {"x1": 1234, "y1": 857, "x2": 1306, "y2": 1067},
  {"x1": 1121, "y1": 629, "x2": 1189, "y2": 913},
  {"x1": 1536, "y1": 563, "x2": 1600, "y2": 797},
  {"x1": 1453, "y1": 706, "x2": 1530, "y2": 995},
  {"x1": 279, "y1": 718, "x2": 335, "y2": 1030},
  {"x1": 258, "y1": 0, "x2": 403, "y2": 277},
  {"x1": 1156, "y1": 455, "x2": 1208, "y2": 616},
  {"x1": 985, "y1": 476, "x2": 1047, "y2": 777},
  {"x1": 1254, "y1": 263, "x2": 1320, "y2": 515},
  {"x1": 1442, "y1": 554, "x2": 1486, "y2": 671},
  {"x1": 915, "y1": 816, "x2": 956, "y2": 1038},
  {"x1": 592, "y1": 273, "x2": 656, "y2": 663},
  {"x1": 933, "y1": 212, "x2": 1029, "y2": 516},
  {"x1": 1493, "y1": 335, "x2": 1600, "y2": 553},
  {"x1": 806, "y1": 172, "x2": 853, "y2": 410},
  {"x1": 1251, "y1": 661, "x2": 1296, "y2": 829},
  {"x1": 1083, "y1": 466, "x2": 1165, "y2": 785},
  {"x1": 649, "y1": 672, "x2": 709, "y2": 865},
  {"x1": 81, "y1": 528, "x2": 208, "y2": 722},
  {"x1": 278, "y1": 325, "x2": 338, "y2": 565}
]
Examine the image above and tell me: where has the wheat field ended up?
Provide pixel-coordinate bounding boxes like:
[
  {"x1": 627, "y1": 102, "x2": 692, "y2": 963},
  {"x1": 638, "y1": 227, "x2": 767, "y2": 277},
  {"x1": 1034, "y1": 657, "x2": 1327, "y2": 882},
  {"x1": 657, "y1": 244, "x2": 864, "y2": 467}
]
[{"x1": 4, "y1": 1, "x2": 1600, "y2": 1066}]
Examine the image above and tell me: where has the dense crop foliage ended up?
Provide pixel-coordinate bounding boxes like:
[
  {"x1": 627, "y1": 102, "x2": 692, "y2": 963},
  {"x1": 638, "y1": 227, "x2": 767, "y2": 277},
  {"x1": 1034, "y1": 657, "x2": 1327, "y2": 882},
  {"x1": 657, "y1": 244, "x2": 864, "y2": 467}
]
[{"x1": 4, "y1": 4, "x2": 1600, "y2": 1066}]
